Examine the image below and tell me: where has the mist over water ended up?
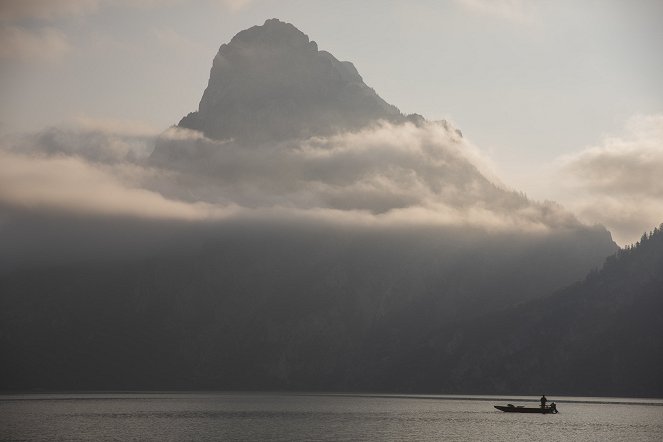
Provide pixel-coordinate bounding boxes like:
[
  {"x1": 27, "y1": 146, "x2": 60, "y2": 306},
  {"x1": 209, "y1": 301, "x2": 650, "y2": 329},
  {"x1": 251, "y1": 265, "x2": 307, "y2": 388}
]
[{"x1": 2, "y1": 393, "x2": 662, "y2": 441}]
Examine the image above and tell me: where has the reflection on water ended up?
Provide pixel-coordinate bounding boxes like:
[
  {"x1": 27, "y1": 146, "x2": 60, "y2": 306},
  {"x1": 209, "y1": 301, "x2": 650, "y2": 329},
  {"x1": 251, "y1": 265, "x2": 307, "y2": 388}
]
[{"x1": 1, "y1": 393, "x2": 662, "y2": 441}]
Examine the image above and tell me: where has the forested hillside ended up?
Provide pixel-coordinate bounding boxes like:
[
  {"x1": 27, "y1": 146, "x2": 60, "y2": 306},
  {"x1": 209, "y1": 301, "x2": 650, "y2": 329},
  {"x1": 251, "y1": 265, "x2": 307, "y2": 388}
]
[{"x1": 385, "y1": 224, "x2": 663, "y2": 397}]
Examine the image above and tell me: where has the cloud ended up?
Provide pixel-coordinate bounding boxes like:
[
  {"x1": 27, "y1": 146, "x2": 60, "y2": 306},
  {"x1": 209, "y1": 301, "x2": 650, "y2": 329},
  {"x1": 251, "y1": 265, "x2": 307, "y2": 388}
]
[
  {"x1": 0, "y1": 120, "x2": 584, "y2": 235},
  {"x1": 71, "y1": 116, "x2": 161, "y2": 137},
  {"x1": 0, "y1": 149, "x2": 235, "y2": 220},
  {"x1": 0, "y1": 25, "x2": 71, "y2": 61},
  {"x1": 0, "y1": 120, "x2": 613, "y2": 274},
  {"x1": 149, "y1": 121, "x2": 580, "y2": 232},
  {"x1": 558, "y1": 114, "x2": 663, "y2": 245},
  {"x1": 6, "y1": 125, "x2": 155, "y2": 163},
  {"x1": 560, "y1": 115, "x2": 663, "y2": 197},
  {"x1": 0, "y1": 0, "x2": 99, "y2": 22},
  {"x1": 454, "y1": 0, "x2": 534, "y2": 24}
]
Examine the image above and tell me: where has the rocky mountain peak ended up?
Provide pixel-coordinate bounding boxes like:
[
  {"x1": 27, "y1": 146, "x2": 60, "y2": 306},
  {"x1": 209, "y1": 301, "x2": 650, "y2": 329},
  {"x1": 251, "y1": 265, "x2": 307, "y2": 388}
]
[
  {"x1": 178, "y1": 19, "x2": 402, "y2": 142},
  {"x1": 230, "y1": 18, "x2": 313, "y2": 50}
]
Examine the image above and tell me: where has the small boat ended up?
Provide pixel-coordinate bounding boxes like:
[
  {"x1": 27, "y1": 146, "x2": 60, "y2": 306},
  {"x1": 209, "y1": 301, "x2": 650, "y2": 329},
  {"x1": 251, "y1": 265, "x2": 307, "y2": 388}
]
[{"x1": 494, "y1": 403, "x2": 558, "y2": 414}]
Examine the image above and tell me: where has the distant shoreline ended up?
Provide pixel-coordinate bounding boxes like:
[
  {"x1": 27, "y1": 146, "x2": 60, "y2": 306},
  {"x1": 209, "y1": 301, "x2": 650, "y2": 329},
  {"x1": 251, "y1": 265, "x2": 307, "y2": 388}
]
[{"x1": 1, "y1": 391, "x2": 662, "y2": 406}]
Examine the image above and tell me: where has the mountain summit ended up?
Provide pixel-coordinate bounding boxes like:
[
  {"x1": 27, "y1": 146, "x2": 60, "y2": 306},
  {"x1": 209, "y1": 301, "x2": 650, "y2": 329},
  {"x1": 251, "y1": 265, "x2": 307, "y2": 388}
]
[{"x1": 178, "y1": 18, "x2": 402, "y2": 142}]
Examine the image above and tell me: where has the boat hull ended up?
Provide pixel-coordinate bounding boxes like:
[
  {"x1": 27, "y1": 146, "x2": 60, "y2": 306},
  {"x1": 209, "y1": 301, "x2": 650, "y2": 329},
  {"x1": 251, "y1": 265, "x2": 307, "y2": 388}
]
[{"x1": 494, "y1": 405, "x2": 556, "y2": 414}]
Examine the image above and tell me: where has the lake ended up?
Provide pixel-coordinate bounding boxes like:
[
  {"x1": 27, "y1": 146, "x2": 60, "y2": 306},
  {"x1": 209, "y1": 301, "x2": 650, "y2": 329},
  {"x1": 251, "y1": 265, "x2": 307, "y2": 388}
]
[{"x1": 1, "y1": 393, "x2": 662, "y2": 441}]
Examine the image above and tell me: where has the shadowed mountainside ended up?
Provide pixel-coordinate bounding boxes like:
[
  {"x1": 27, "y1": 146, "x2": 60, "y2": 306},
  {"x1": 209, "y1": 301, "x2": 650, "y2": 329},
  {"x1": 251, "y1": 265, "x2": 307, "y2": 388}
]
[
  {"x1": 0, "y1": 222, "x2": 617, "y2": 391},
  {"x1": 374, "y1": 224, "x2": 663, "y2": 397}
]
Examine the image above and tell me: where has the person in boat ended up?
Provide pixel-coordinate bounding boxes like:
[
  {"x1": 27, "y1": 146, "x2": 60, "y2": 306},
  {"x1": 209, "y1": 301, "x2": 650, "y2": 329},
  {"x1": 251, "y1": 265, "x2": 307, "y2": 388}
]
[{"x1": 540, "y1": 395, "x2": 547, "y2": 409}]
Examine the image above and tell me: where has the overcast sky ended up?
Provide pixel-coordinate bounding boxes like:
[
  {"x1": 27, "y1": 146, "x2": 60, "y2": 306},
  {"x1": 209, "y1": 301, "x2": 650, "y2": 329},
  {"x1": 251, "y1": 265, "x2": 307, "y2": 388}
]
[{"x1": 1, "y1": 0, "x2": 662, "y2": 245}]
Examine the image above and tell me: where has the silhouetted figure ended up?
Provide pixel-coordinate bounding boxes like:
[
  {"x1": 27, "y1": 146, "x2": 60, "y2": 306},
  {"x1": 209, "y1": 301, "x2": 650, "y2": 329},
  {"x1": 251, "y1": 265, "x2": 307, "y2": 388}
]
[
  {"x1": 550, "y1": 402, "x2": 558, "y2": 413},
  {"x1": 540, "y1": 395, "x2": 547, "y2": 408}
]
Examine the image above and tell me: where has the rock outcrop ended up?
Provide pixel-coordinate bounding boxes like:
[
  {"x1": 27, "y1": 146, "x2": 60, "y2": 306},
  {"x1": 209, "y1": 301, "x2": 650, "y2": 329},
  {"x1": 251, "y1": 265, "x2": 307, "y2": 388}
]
[{"x1": 178, "y1": 18, "x2": 402, "y2": 143}]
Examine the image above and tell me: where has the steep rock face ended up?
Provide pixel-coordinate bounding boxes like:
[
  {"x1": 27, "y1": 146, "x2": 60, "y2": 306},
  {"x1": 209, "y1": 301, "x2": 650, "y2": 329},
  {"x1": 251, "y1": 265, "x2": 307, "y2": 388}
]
[{"x1": 178, "y1": 18, "x2": 402, "y2": 142}]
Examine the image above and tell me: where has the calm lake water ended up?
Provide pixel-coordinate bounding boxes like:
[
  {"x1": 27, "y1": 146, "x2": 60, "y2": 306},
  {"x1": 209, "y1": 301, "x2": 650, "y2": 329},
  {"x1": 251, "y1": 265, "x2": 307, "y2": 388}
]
[{"x1": 1, "y1": 393, "x2": 662, "y2": 441}]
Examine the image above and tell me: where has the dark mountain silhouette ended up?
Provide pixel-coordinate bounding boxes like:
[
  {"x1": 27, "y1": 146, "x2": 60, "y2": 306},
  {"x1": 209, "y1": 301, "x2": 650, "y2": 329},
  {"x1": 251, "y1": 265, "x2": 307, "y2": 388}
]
[
  {"x1": 1, "y1": 222, "x2": 616, "y2": 392},
  {"x1": 0, "y1": 19, "x2": 632, "y2": 395},
  {"x1": 177, "y1": 18, "x2": 402, "y2": 143}
]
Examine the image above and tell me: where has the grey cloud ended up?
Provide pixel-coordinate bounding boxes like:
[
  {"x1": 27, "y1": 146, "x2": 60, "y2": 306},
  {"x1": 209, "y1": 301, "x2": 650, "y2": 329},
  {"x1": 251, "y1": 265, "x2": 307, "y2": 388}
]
[
  {"x1": 558, "y1": 114, "x2": 663, "y2": 245},
  {"x1": 0, "y1": 149, "x2": 236, "y2": 221},
  {"x1": 71, "y1": 116, "x2": 161, "y2": 137},
  {"x1": 149, "y1": 121, "x2": 580, "y2": 231},
  {"x1": 0, "y1": 120, "x2": 585, "y2": 234},
  {"x1": 0, "y1": 119, "x2": 613, "y2": 278},
  {"x1": 561, "y1": 115, "x2": 663, "y2": 198},
  {"x1": 7, "y1": 126, "x2": 155, "y2": 163}
]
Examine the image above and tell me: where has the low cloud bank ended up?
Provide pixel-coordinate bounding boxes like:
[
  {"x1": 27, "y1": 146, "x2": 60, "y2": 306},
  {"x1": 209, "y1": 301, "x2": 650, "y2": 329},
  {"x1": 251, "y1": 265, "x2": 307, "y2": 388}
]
[
  {"x1": 2, "y1": 120, "x2": 582, "y2": 229},
  {"x1": 0, "y1": 119, "x2": 595, "y2": 270},
  {"x1": 0, "y1": 149, "x2": 233, "y2": 221},
  {"x1": 6, "y1": 125, "x2": 155, "y2": 163},
  {"x1": 150, "y1": 121, "x2": 580, "y2": 230},
  {"x1": 558, "y1": 114, "x2": 663, "y2": 245}
]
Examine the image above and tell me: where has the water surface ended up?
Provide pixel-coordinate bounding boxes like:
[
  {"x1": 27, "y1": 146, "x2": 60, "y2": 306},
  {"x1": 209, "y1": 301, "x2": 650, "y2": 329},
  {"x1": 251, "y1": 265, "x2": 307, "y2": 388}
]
[{"x1": 1, "y1": 393, "x2": 662, "y2": 441}]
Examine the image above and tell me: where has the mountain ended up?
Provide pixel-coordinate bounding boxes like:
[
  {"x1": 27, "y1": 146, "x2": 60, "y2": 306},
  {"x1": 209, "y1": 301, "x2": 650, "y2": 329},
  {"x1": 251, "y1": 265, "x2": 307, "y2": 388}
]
[
  {"x1": 0, "y1": 19, "x2": 626, "y2": 393},
  {"x1": 177, "y1": 18, "x2": 403, "y2": 143}
]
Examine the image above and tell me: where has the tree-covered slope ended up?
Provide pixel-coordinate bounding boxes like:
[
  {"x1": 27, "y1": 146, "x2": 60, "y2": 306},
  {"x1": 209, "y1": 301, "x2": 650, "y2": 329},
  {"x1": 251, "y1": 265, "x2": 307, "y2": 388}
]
[
  {"x1": 0, "y1": 223, "x2": 615, "y2": 392},
  {"x1": 389, "y1": 224, "x2": 663, "y2": 397}
]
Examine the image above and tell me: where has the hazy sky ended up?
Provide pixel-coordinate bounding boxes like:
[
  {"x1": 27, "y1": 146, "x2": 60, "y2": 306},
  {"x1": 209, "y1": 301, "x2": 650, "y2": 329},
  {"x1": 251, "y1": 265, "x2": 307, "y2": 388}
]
[{"x1": 1, "y1": 0, "x2": 662, "y2": 245}]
